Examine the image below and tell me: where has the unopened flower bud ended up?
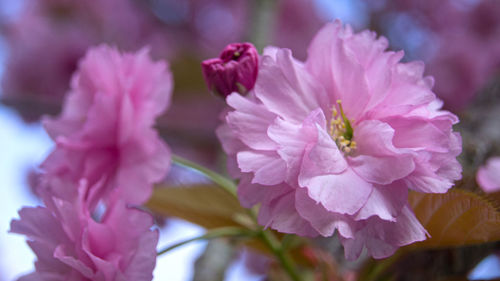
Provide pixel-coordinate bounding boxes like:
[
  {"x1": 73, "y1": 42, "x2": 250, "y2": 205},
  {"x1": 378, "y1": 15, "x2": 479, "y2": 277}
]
[{"x1": 201, "y1": 42, "x2": 259, "y2": 98}]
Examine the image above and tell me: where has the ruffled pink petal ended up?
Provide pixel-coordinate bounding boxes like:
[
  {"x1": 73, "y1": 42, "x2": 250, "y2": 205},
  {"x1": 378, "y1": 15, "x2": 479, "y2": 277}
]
[
  {"x1": 403, "y1": 150, "x2": 458, "y2": 194},
  {"x1": 429, "y1": 133, "x2": 462, "y2": 182},
  {"x1": 53, "y1": 245, "x2": 94, "y2": 279},
  {"x1": 384, "y1": 116, "x2": 453, "y2": 153},
  {"x1": 306, "y1": 20, "x2": 370, "y2": 120},
  {"x1": 366, "y1": 61, "x2": 435, "y2": 119},
  {"x1": 225, "y1": 93, "x2": 278, "y2": 150},
  {"x1": 299, "y1": 168, "x2": 373, "y2": 215},
  {"x1": 27, "y1": 241, "x2": 69, "y2": 277},
  {"x1": 300, "y1": 124, "x2": 348, "y2": 179},
  {"x1": 353, "y1": 184, "x2": 408, "y2": 221},
  {"x1": 258, "y1": 189, "x2": 319, "y2": 237},
  {"x1": 215, "y1": 123, "x2": 246, "y2": 155},
  {"x1": 255, "y1": 48, "x2": 329, "y2": 122},
  {"x1": 237, "y1": 150, "x2": 287, "y2": 185},
  {"x1": 113, "y1": 130, "x2": 171, "y2": 205},
  {"x1": 341, "y1": 205, "x2": 427, "y2": 260},
  {"x1": 294, "y1": 188, "x2": 355, "y2": 238},
  {"x1": 122, "y1": 230, "x2": 159, "y2": 281},
  {"x1": 349, "y1": 155, "x2": 414, "y2": 185},
  {"x1": 237, "y1": 174, "x2": 290, "y2": 208},
  {"x1": 349, "y1": 120, "x2": 415, "y2": 185},
  {"x1": 10, "y1": 207, "x2": 69, "y2": 246},
  {"x1": 268, "y1": 109, "x2": 335, "y2": 185},
  {"x1": 353, "y1": 120, "x2": 410, "y2": 156}
]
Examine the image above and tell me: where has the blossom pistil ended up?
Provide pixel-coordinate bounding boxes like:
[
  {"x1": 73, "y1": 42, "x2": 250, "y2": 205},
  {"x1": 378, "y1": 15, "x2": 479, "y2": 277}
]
[{"x1": 329, "y1": 100, "x2": 356, "y2": 154}]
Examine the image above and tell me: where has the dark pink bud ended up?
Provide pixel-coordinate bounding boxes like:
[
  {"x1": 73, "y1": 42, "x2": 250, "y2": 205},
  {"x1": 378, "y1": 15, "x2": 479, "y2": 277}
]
[{"x1": 201, "y1": 42, "x2": 259, "y2": 98}]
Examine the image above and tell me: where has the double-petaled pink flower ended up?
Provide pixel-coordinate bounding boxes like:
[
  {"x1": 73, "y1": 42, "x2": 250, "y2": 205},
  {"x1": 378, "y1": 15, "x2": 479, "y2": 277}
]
[
  {"x1": 42, "y1": 45, "x2": 172, "y2": 207},
  {"x1": 217, "y1": 21, "x2": 462, "y2": 259},
  {"x1": 11, "y1": 179, "x2": 158, "y2": 281},
  {"x1": 11, "y1": 45, "x2": 172, "y2": 280}
]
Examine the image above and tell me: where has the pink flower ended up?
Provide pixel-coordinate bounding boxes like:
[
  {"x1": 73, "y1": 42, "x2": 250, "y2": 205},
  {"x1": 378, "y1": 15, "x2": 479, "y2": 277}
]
[
  {"x1": 476, "y1": 157, "x2": 500, "y2": 193},
  {"x1": 42, "y1": 45, "x2": 172, "y2": 207},
  {"x1": 0, "y1": 0, "x2": 171, "y2": 121},
  {"x1": 202, "y1": 42, "x2": 259, "y2": 98},
  {"x1": 10, "y1": 179, "x2": 158, "y2": 281},
  {"x1": 217, "y1": 21, "x2": 462, "y2": 259},
  {"x1": 0, "y1": 11, "x2": 92, "y2": 121}
]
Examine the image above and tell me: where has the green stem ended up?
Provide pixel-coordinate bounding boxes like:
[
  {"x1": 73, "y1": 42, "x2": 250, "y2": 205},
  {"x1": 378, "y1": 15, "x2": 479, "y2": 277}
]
[
  {"x1": 260, "y1": 230, "x2": 303, "y2": 281},
  {"x1": 171, "y1": 156, "x2": 302, "y2": 281},
  {"x1": 171, "y1": 154, "x2": 237, "y2": 197},
  {"x1": 250, "y1": 0, "x2": 276, "y2": 51},
  {"x1": 157, "y1": 227, "x2": 254, "y2": 256}
]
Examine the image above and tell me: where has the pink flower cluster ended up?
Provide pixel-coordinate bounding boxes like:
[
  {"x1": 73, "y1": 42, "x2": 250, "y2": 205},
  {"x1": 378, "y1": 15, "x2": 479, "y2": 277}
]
[
  {"x1": 217, "y1": 21, "x2": 462, "y2": 259},
  {"x1": 10, "y1": 45, "x2": 172, "y2": 280}
]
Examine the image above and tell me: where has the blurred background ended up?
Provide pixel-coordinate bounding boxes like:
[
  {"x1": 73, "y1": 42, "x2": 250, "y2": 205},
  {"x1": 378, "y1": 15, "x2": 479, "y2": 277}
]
[{"x1": 0, "y1": 0, "x2": 500, "y2": 280}]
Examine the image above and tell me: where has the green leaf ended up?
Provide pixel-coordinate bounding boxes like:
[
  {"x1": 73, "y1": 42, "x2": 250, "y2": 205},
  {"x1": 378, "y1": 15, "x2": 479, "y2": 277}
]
[
  {"x1": 147, "y1": 184, "x2": 248, "y2": 229},
  {"x1": 408, "y1": 189, "x2": 500, "y2": 248}
]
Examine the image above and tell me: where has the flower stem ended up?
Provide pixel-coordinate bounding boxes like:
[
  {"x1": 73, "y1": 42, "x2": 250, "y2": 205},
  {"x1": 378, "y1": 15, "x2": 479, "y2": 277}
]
[
  {"x1": 171, "y1": 156, "x2": 302, "y2": 281},
  {"x1": 157, "y1": 227, "x2": 254, "y2": 256},
  {"x1": 171, "y1": 154, "x2": 237, "y2": 197},
  {"x1": 250, "y1": 0, "x2": 276, "y2": 50},
  {"x1": 260, "y1": 230, "x2": 304, "y2": 281}
]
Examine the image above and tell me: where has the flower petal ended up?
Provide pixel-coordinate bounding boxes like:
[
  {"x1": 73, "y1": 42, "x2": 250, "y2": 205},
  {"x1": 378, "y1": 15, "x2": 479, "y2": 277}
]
[
  {"x1": 226, "y1": 93, "x2": 278, "y2": 150},
  {"x1": 256, "y1": 48, "x2": 329, "y2": 122},
  {"x1": 237, "y1": 151, "x2": 287, "y2": 185},
  {"x1": 258, "y1": 189, "x2": 319, "y2": 237},
  {"x1": 353, "y1": 184, "x2": 408, "y2": 221},
  {"x1": 341, "y1": 205, "x2": 427, "y2": 260},
  {"x1": 299, "y1": 168, "x2": 373, "y2": 215},
  {"x1": 295, "y1": 188, "x2": 355, "y2": 238}
]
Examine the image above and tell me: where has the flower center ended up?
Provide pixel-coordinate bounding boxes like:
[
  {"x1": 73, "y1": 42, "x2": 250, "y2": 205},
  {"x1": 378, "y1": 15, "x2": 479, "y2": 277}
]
[{"x1": 329, "y1": 100, "x2": 356, "y2": 154}]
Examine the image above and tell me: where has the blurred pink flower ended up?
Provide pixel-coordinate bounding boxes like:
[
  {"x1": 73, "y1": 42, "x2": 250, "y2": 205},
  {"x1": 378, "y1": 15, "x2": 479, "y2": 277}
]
[
  {"x1": 1, "y1": 0, "x2": 171, "y2": 121},
  {"x1": 1, "y1": 11, "x2": 93, "y2": 121},
  {"x1": 476, "y1": 157, "x2": 500, "y2": 193},
  {"x1": 425, "y1": 34, "x2": 491, "y2": 111},
  {"x1": 11, "y1": 179, "x2": 158, "y2": 281},
  {"x1": 217, "y1": 21, "x2": 462, "y2": 259},
  {"x1": 42, "y1": 45, "x2": 172, "y2": 207},
  {"x1": 387, "y1": 0, "x2": 500, "y2": 111},
  {"x1": 202, "y1": 42, "x2": 259, "y2": 97}
]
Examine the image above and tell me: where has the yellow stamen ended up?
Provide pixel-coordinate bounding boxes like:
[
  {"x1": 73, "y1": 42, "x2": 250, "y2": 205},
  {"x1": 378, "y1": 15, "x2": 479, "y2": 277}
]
[{"x1": 328, "y1": 101, "x2": 356, "y2": 155}]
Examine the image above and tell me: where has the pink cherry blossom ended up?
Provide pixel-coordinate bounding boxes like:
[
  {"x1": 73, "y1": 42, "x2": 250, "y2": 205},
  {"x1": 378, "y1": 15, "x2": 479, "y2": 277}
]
[
  {"x1": 42, "y1": 45, "x2": 172, "y2": 207},
  {"x1": 476, "y1": 157, "x2": 500, "y2": 193},
  {"x1": 10, "y1": 179, "x2": 158, "y2": 281},
  {"x1": 217, "y1": 20, "x2": 462, "y2": 259}
]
